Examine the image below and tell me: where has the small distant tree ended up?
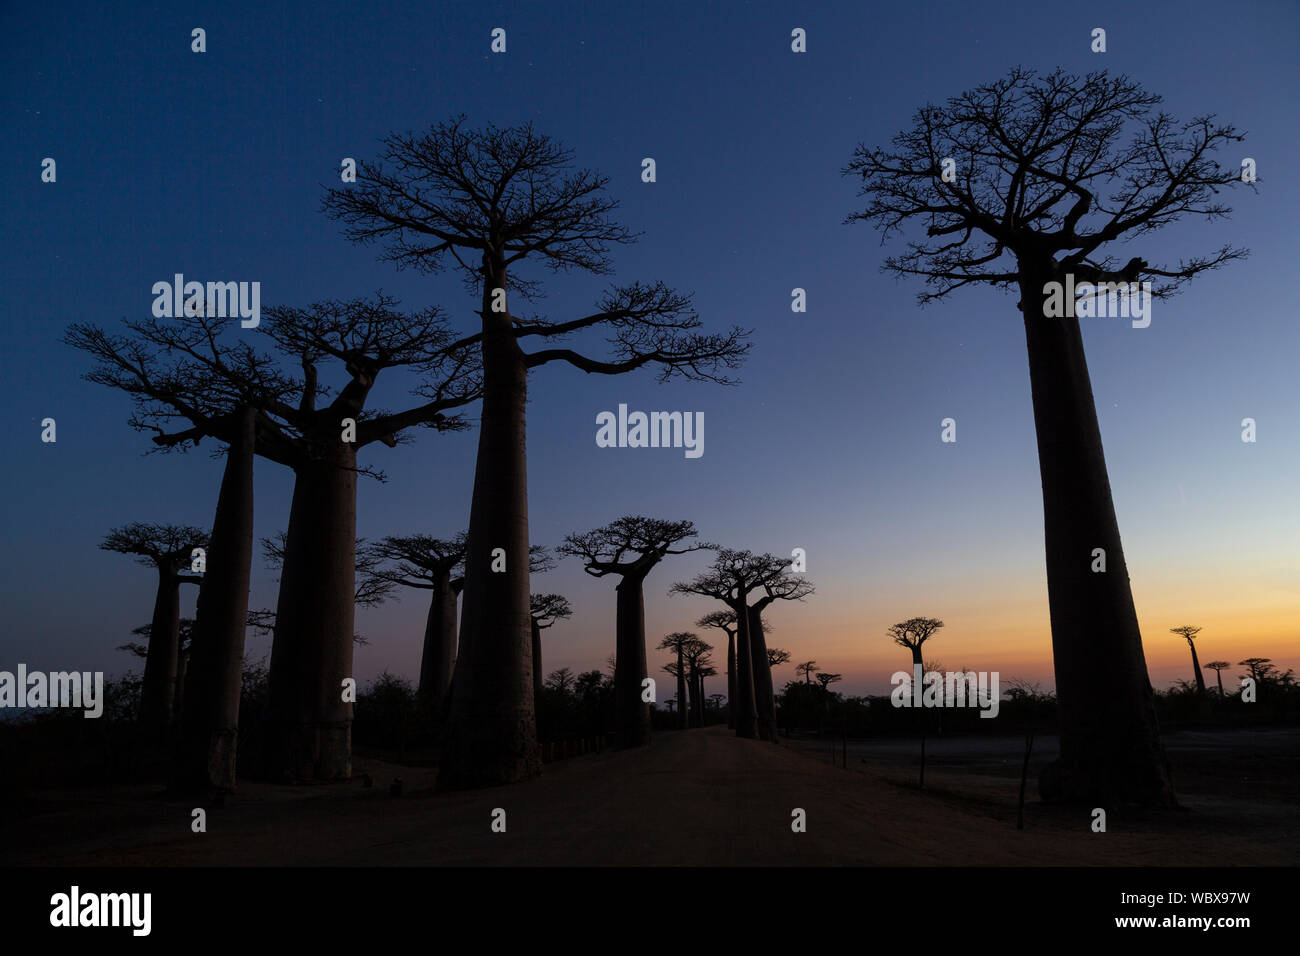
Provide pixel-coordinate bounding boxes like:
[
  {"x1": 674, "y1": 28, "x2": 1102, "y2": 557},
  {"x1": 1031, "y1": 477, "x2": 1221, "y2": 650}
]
[
  {"x1": 657, "y1": 632, "x2": 696, "y2": 730},
  {"x1": 697, "y1": 609, "x2": 741, "y2": 729},
  {"x1": 1169, "y1": 625, "x2": 1206, "y2": 695},
  {"x1": 767, "y1": 648, "x2": 792, "y2": 669},
  {"x1": 545, "y1": 668, "x2": 576, "y2": 696},
  {"x1": 560, "y1": 516, "x2": 711, "y2": 748},
  {"x1": 1204, "y1": 660, "x2": 1230, "y2": 697},
  {"x1": 530, "y1": 593, "x2": 573, "y2": 712},
  {"x1": 888, "y1": 617, "x2": 945, "y2": 669},
  {"x1": 100, "y1": 523, "x2": 207, "y2": 735},
  {"x1": 795, "y1": 661, "x2": 819, "y2": 685},
  {"x1": 816, "y1": 673, "x2": 843, "y2": 690}
]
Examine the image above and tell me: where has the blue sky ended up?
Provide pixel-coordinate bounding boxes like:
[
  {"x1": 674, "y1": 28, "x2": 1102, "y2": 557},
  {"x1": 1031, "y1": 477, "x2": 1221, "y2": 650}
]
[{"x1": 2, "y1": 0, "x2": 1297, "y2": 701}]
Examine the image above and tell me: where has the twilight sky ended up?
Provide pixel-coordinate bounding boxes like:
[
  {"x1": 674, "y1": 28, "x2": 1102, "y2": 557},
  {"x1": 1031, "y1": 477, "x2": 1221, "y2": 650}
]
[{"x1": 2, "y1": 0, "x2": 1297, "y2": 704}]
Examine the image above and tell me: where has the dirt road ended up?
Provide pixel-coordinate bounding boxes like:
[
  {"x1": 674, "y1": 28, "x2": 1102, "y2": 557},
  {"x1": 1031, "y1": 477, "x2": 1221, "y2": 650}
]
[{"x1": 9, "y1": 725, "x2": 1293, "y2": 866}]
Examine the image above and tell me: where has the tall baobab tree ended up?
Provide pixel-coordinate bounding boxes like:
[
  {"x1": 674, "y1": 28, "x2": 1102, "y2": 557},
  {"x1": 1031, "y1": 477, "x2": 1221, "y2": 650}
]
[
  {"x1": 657, "y1": 632, "x2": 696, "y2": 731},
  {"x1": 888, "y1": 617, "x2": 946, "y2": 671},
  {"x1": 845, "y1": 68, "x2": 1253, "y2": 806},
  {"x1": 360, "y1": 533, "x2": 468, "y2": 706},
  {"x1": 100, "y1": 523, "x2": 207, "y2": 735},
  {"x1": 122, "y1": 617, "x2": 197, "y2": 724},
  {"x1": 324, "y1": 118, "x2": 750, "y2": 788},
  {"x1": 1204, "y1": 660, "x2": 1230, "y2": 697},
  {"x1": 560, "y1": 516, "x2": 711, "y2": 748},
  {"x1": 747, "y1": 570, "x2": 815, "y2": 740},
  {"x1": 683, "y1": 637, "x2": 715, "y2": 728},
  {"x1": 795, "y1": 661, "x2": 819, "y2": 685},
  {"x1": 529, "y1": 593, "x2": 573, "y2": 714},
  {"x1": 1169, "y1": 625, "x2": 1206, "y2": 695},
  {"x1": 697, "y1": 610, "x2": 739, "y2": 729},
  {"x1": 172, "y1": 404, "x2": 256, "y2": 793},
  {"x1": 671, "y1": 550, "x2": 789, "y2": 740},
  {"x1": 69, "y1": 294, "x2": 483, "y2": 782}
]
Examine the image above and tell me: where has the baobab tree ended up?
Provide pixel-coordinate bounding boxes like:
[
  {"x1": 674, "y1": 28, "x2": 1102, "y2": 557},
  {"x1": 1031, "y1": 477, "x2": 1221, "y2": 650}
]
[
  {"x1": 1204, "y1": 660, "x2": 1230, "y2": 696},
  {"x1": 683, "y1": 637, "x2": 715, "y2": 728},
  {"x1": 657, "y1": 632, "x2": 696, "y2": 731},
  {"x1": 100, "y1": 522, "x2": 207, "y2": 735},
  {"x1": 172, "y1": 404, "x2": 256, "y2": 793},
  {"x1": 1169, "y1": 625, "x2": 1207, "y2": 695},
  {"x1": 795, "y1": 661, "x2": 820, "y2": 685},
  {"x1": 671, "y1": 550, "x2": 789, "y2": 740},
  {"x1": 529, "y1": 593, "x2": 573, "y2": 713},
  {"x1": 69, "y1": 293, "x2": 483, "y2": 782},
  {"x1": 545, "y1": 668, "x2": 575, "y2": 696},
  {"x1": 767, "y1": 648, "x2": 792, "y2": 669},
  {"x1": 746, "y1": 569, "x2": 815, "y2": 740},
  {"x1": 324, "y1": 118, "x2": 750, "y2": 788},
  {"x1": 816, "y1": 673, "x2": 843, "y2": 690},
  {"x1": 846, "y1": 68, "x2": 1253, "y2": 806},
  {"x1": 697, "y1": 610, "x2": 739, "y2": 728},
  {"x1": 122, "y1": 617, "x2": 196, "y2": 724},
  {"x1": 560, "y1": 516, "x2": 711, "y2": 748},
  {"x1": 359, "y1": 533, "x2": 468, "y2": 706},
  {"x1": 888, "y1": 618, "x2": 945, "y2": 672}
]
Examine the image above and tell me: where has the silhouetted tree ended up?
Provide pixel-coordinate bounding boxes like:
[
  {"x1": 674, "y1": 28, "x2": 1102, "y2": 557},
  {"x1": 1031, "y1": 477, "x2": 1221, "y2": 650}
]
[
  {"x1": 68, "y1": 293, "x2": 481, "y2": 782},
  {"x1": 360, "y1": 533, "x2": 467, "y2": 706},
  {"x1": 816, "y1": 673, "x2": 843, "y2": 689},
  {"x1": 324, "y1": 118, "x2": 751, "y2": 789},
  {"x1": 767, "y1": 648, "x2": 792, "y2": 669},
  {"x1": 1169, "y1": 625, "x2": 1206, "y2": 695},
  {"x1": 530, "y1": 593, "x2": 573, "y2": 715},
  {"x1": 671, "y1": 550, "x2": 789, "y2": 740},
  {"x1": 683, "y1": 637, "x2": 715, "y2": 728},
  {"x1": 560, "y1": 516, "x2": 711, "y2": 748},
  {"x1": 545, "y1": 668, "x2": 575, "y2": 696},
  {"x1": 795, "y1": 661, "x2": 820, "y2": 685},
  {"x1": 697, "y1": 610, "x2": 739, "y2": 729},
  {"x1": 100, "y1": 523, "x2": 207, "y2": 734},
  {"x1": 747, "y1": 570, "x2": 815, "y2": 739},
  {"x1": 658, "y1": 632, "x2": 695, "y2": 730},
  {"x1": 888, "y1": 618, "x2": 946, "y2": 671},
  {"x1": 1204, "y1": 660, "x2": 1230, "y2": 697},
  {"x1": 846, "y1": 68, "x2": 1253, "y2": 807}
]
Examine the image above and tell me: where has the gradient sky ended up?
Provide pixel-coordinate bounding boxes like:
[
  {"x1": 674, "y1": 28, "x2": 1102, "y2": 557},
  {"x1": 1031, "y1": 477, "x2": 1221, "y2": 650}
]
[{"x1": 3, "y1": 0, "x2": 1297, "y2": 707}]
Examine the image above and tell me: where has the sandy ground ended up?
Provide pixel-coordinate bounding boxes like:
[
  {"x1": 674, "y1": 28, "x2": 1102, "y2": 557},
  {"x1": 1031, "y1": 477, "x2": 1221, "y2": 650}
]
[{"x1": 4, "y1": 725, "x2": 1295, "y2": 866}]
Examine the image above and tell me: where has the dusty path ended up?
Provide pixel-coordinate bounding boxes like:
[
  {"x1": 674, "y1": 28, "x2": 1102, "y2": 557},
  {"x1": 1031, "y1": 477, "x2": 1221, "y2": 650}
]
[{"x1": 8, "y1": 726, "x2": 1293, "y2": 866}]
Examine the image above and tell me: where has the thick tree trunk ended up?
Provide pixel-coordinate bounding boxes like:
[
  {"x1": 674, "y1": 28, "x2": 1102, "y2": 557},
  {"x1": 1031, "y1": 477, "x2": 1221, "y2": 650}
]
[
  {"x1": 439, "y1": 261, "x2": 540, "y2": 790},
  {"x1": 748, "y1": 606, "x2": 777, "y2": 741},
  {"x1": 694, "y1": 670, "x2": 705, "y2": 726},
  {"x1": 732, "y1": 600, "x2": 759, "y2": 739},
  {"x1": 613, "y1": 574, "x2": 651, "y2": 748},
  {"x1": 676, "y1": 645, "x2": 687, "y2": 730},
  {"x1": 173, "y1": 644, "x2": 189, "y2": 721},
  {"x1": 1187, "y1": 641, "x2": 1206, "y2": 695},
  {"x1": 726, "y1": 632, "x2": 736, "y2": 729},
  {"x1": 171, "y1": 406, "x2": 255, "y2": 794},
  {"x1": 265, "y1": 440, "x2": 357, "y2": 780},
  {"x1": 265, "y1": 466, "x2": 312, "y2": 778},
  {"x1": 418, "y1": 569, "x2": 458, "y2": 709},
  {"x1": 140, "y1": 568, "x2": 182, "y2": 736},
  {"x1": 1020, "y1": 265, "x2": 1176, "y2": 807},
  {"x1": 530, "y1": 619, "x2": 543, "y2": 712},
  {"x1": 1214, "y1": 669, "x2": 1224, "y2": 697}
]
